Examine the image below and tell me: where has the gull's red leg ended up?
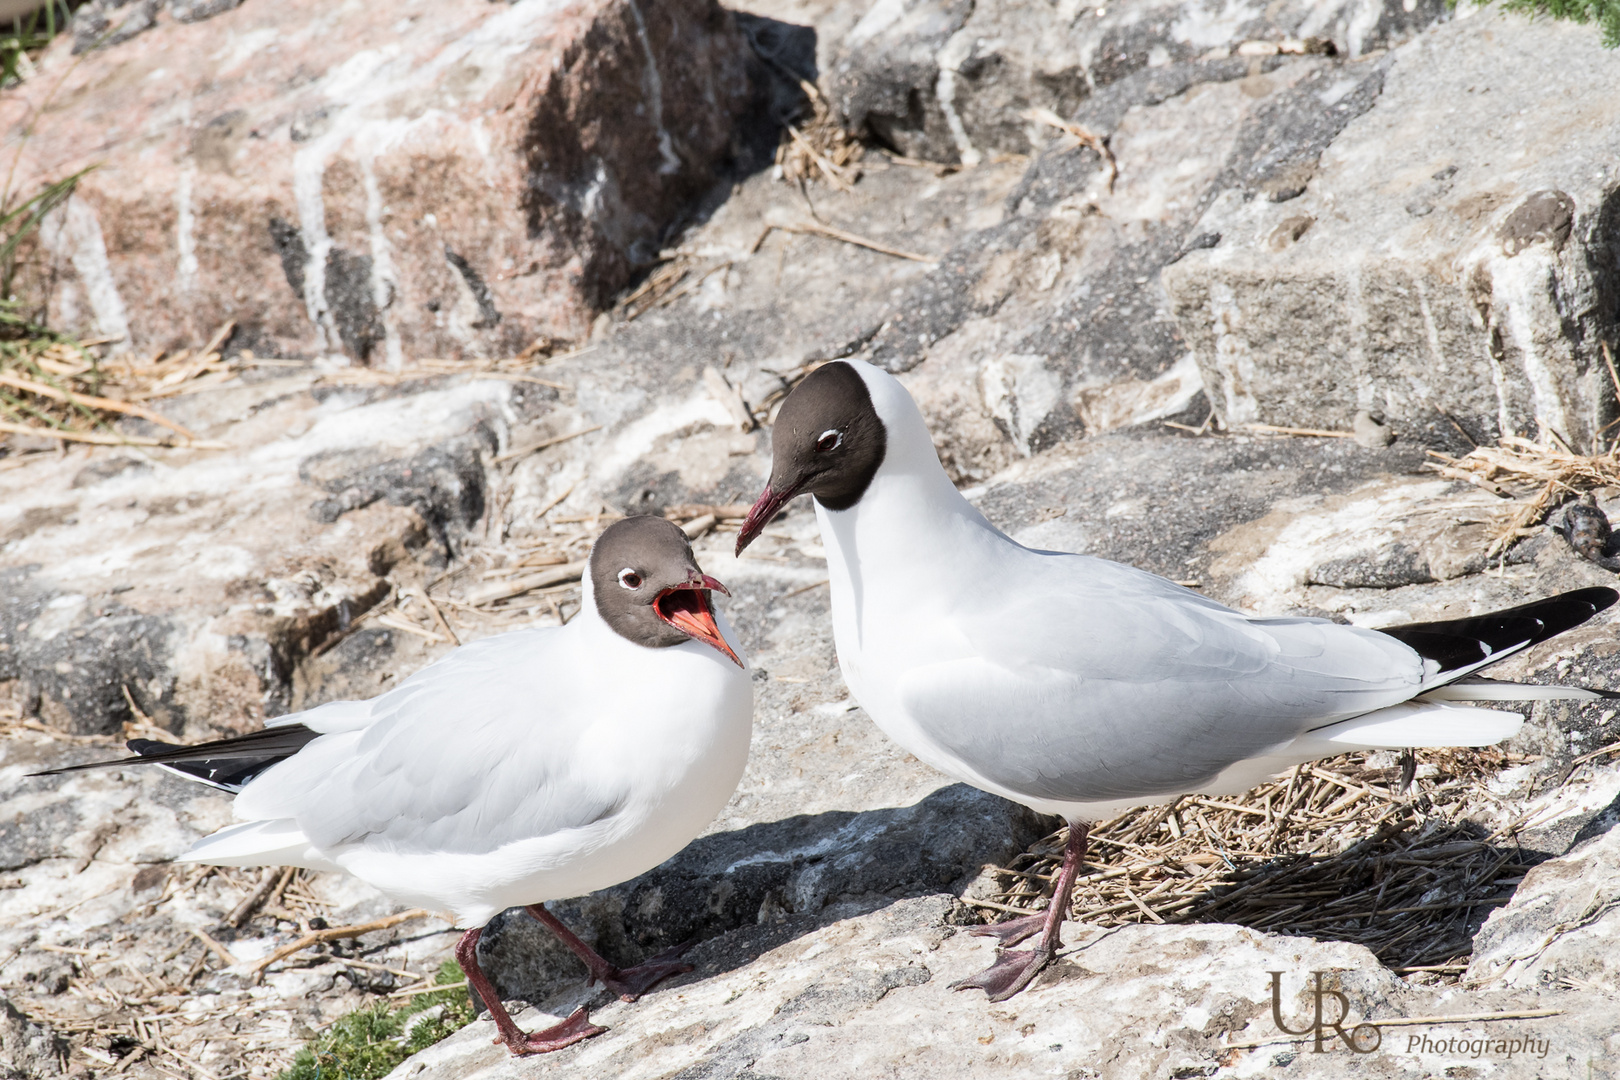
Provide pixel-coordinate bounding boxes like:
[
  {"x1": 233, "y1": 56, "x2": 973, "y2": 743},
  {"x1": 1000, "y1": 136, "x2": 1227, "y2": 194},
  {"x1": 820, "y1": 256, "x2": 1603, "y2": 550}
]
[
  {"x1": 952, "y1": 823, "x2": 1090, "y2": 1002},
  {"x1": 525, "y1": 904, "x2": 694, "y2": 1002},
  {"x1": 454, "y1": 927, "x2": 604, "y2": 1055}
]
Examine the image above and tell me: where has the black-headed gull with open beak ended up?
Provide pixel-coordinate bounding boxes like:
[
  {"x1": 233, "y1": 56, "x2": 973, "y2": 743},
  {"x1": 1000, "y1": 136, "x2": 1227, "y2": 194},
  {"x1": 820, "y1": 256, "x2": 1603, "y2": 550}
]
[
  {"x1": 38, "y1": 516, "x2": 752, "y2": 1054},
  {"x1": 735, "y1": 358, "x2": 1616, "y2": 1001}
]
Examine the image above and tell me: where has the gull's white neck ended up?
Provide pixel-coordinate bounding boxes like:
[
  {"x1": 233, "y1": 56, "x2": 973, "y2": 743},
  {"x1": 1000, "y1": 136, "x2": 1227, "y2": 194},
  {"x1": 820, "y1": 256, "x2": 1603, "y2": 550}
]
[{"x1": 814, "y1": 363, "x2": 1010, "y2": 652}]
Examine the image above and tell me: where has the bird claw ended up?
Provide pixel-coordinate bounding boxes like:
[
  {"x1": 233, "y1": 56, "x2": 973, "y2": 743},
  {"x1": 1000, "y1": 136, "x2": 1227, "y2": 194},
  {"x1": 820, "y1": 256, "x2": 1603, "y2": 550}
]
[
  {"x1": 600, "y1": 940, "x2": 697, "y2": 1001},
  {"x1": 966, "y1": 913, "x2": 1047, "y2": 948},
  {"x1": 496, "y1": 1005, "x2": 605, "y2": 1055},
  {"x1": 950, "y1": 948, "x2": 1050, "y2": 1002}
]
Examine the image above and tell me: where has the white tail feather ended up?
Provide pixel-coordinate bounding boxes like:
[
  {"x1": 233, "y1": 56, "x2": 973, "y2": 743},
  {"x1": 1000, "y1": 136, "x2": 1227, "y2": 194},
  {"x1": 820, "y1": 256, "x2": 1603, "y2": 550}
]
[
  {"x1": 1297, "y1": 701, "x2": 1523, "y2": 757},
  {"x1": 179, "y1": 819, "x2": 338, "y2": 872},
  {"x1": 1187, "y1": 701, "x2": 1523, "y2": 800}
]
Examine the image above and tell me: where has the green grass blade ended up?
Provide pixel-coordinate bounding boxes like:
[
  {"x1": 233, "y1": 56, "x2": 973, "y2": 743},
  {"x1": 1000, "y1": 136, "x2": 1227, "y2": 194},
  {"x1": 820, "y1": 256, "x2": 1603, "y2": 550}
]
[{"x1": 0, "y1": 164, "x2": 95, "y2": 298}]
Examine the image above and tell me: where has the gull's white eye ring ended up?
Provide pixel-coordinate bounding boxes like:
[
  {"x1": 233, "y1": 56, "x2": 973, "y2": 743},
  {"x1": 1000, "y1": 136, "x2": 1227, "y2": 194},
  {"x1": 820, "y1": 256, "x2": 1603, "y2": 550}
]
[
  {"x1": 618, "y1": 568, "x2": 643, "y2": 590},
  {"x1": 815, "y1": 429, "x2": 843, "y2": 453}
]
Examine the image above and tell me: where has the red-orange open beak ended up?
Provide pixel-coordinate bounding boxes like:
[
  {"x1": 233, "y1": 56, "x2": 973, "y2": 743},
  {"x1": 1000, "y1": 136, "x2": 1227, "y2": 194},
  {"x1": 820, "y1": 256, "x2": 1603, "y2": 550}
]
[
  {"x1": 735, "y1": 482, "x2": 800, "y2": 556},
  {"x1": 654, "y1": 576, "x2": 744, "y2": 668}
]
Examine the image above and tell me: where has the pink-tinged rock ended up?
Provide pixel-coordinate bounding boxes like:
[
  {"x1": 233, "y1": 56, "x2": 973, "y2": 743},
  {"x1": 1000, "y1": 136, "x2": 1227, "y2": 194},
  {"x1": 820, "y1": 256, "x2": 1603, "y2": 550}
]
[{"x1": 2, "y1": 0, "x2": 753, "y2": 362}]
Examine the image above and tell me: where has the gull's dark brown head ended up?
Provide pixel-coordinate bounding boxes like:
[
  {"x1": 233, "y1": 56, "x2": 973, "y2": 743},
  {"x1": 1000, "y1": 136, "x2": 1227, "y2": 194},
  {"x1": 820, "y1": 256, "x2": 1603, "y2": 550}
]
[
  {"x1": 736, "y1": 361, "x2": 887, "y2": 554},
  {"x1": 590, "y1": 516, "x2": 743, "y2": 666}
]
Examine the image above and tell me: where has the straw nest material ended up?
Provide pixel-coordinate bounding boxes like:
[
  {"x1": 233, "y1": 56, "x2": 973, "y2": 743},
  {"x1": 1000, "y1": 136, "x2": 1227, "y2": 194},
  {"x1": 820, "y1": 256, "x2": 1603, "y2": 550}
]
[
  {"x1": 0, "y1": 322, "x2": 592, "y2": 461},
  {"x1": 980, "y1": 747, "x2": 1566, "y2": 981},
  {"x1": 0, "y1": 323, "x2": 244, "y2": 452},
  {"x1": 1428, "y1": 435, "x2": 1620, "y2": 557},
  {"x1": 0, "y1": 855, "x2": 439, "y2": 1078},
  {"x1": 776, "y1": 80, "x2": 863, "y2": 191}
]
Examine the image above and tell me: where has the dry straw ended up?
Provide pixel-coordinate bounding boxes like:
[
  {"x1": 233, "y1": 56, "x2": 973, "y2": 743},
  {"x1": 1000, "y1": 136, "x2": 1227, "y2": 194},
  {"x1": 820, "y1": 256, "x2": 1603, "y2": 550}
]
[
  {"x1": 0, "y1": 322, "x2": 241, "y2": 453},
  {"x1": 982, "y1": 747, "x2": 1563, "y2": 977},
  {"x1": 0, "y1": 324, "x2": 597, "y2": 460},
  {"x1": 777, "y1": 80, "x2": 863, "y2": 191},
  {"x1": 0, "y1": 794, "x2": 434, "y2": 1080},
  {"x1": 1427, "y1": 434, "x2": 1620, "y2": 556}
]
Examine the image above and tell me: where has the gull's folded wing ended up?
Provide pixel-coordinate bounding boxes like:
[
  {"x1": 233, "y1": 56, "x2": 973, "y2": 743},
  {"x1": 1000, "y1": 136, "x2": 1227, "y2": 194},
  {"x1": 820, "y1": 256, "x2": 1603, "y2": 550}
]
[
  {"x1": 234, "y1": 629, "x2": 633, "y2": 856},
  {"x1": 899, "y1": 553, "x2": 1426, "y2": 803}
]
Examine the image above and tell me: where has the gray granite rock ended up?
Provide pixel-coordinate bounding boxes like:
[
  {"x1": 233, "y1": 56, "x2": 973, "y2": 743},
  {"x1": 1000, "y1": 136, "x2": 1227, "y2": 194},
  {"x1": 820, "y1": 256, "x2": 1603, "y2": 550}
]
[
  {"x1": 1164, "y1": 9, "x2": 1620, "y2": 450},
  {"x1": 0, "y1": 996, "x2": 65, "y2": 1080},
  {"x1": 0, "y1": 375, "x2": 540, "y2": 736},
  {"x1": 828, "y1": 0, "x2": 1448, "y2": 166},
  {"x1": 1468, "y1": 820, "x2": 1620, "y2": 992},
  {"x1": 389, "y1": 895, "x2": 1619, "y2": 1080},
  {"x1": 857, "y1": 48, "x2": 1406, "y2": 460},
  {"x1": 829, "y1": 0, "x2": 975, "y2": 161}
]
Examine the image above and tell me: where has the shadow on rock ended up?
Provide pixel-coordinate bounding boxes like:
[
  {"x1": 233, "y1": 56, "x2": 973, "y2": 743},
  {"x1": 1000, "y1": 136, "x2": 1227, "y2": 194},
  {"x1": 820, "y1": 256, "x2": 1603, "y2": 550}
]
[
  {"x1": 1154, "y1": 817, "x2": 1534, "y2": 970},
  {"x1": 476, "y1": 784, "x2": 1052, "y2": 1005}
]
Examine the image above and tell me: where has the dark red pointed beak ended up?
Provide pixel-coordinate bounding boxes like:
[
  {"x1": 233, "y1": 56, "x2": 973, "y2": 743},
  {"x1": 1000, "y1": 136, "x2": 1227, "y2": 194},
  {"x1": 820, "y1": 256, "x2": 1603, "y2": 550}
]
[
  {"x1": 654, "y1": 575, "x2": 744, "y2": 667},
  {"x1": 735, "y1": 482, "x2": 800, "y2": 556}
]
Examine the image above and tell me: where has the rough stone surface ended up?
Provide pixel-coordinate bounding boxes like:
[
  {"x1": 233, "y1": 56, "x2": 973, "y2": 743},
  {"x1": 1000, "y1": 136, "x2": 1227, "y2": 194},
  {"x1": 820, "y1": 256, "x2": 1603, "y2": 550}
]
[
  {"x1": 0, "y1": 996, "x2": 66, "y2": 1079},
  {"x1": 848, "y1": 42, "x2": 1410, "y2": 462},
  {"x1": 391, "y1": 897, "x2": 1620, "y2": 1080},
  {"x1": 1468, "y1": 822, "x2": 1620, "y2": 993},
  {"x1": 7, "y1": 0, "x2": 756, "y2": 361},
  {"x1": 4, "y1": 0, "x2": 1620, "y2": 1075},
  {"x1": 0, "y1": 744, "x2": 442, "y2": 1079},
  {"x1": 70, "y1": 0, "x2": 246, "y2": 54},
  {"x1": 0, "y1": 374, "x2": 537, "y2": 736},
  {"x1": 828, "y1": 0, "x2": 1446, "y2": 165},
  {"x1": 1164, "y1": 9, "x2": 1620, "y2": 450}
]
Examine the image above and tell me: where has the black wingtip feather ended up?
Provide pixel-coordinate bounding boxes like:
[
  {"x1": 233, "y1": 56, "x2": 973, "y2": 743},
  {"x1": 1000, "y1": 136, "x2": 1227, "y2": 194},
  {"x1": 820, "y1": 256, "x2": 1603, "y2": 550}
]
[
  {"x1": 1379, "y1": 587, "x2": 1618, "y2": 675},
  {"x1": 28, "y1": 723, "x2": 321, "y2": 789},
  {"x1": 147, "y1": 756, "x2": 291, "y2": 792}
]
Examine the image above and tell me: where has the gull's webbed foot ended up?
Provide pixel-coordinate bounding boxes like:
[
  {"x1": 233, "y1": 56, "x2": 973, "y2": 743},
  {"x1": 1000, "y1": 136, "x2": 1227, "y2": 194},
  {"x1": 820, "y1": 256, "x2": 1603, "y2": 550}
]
[
  {"x1": 950, "y1": 948, "x2": 1051, "y2": 1003},
  {"x1": 966, "y1": 912, "x2": 1047, "y2": 948},
  {"x1": 493, "y1": 1005, "x2": 605, "y2": 1055},
  {"x1": 599, "y1": 940, "x2": 696, "y2": 1002}
]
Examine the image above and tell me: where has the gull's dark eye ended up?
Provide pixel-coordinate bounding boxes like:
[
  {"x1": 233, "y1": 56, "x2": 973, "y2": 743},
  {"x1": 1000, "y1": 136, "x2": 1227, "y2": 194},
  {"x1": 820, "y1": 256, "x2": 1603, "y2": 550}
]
[
  {"x1": 617, "y1": 568, "x2": 642, "y2": 590},
  {"x1": 815, "y1": 429, "x2": 843, "y2": 453}
]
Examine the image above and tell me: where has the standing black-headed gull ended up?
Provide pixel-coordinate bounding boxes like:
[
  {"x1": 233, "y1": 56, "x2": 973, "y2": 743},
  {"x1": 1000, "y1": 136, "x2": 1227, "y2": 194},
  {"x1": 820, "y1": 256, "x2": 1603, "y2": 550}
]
[
  {"x1": 37, "y1": 516, "x2": 752, "y2": 1054},
  {"x1": 736, "y1": 358, "x2": 1617, "y2": 1001}
]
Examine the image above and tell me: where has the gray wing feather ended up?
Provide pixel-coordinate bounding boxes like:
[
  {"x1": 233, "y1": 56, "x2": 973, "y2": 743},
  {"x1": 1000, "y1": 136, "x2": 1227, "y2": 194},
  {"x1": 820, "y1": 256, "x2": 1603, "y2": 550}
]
[
  {"x1": 235, "y1": 629, "x2": 623, "y2": 855},
  {"x1": 899, "y1": 552, "x2": 1425, "y2": 802}
]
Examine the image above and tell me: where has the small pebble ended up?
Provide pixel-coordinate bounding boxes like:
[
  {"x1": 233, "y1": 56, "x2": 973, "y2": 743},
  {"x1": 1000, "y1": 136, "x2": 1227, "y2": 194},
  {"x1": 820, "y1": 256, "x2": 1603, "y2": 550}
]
[
  {"x1": 1555, "y1": 494, "x2": 1620, "y2": 570},
  {"x1": 1351, "y1": 410, "x2": 1395, "y2": 449}
]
